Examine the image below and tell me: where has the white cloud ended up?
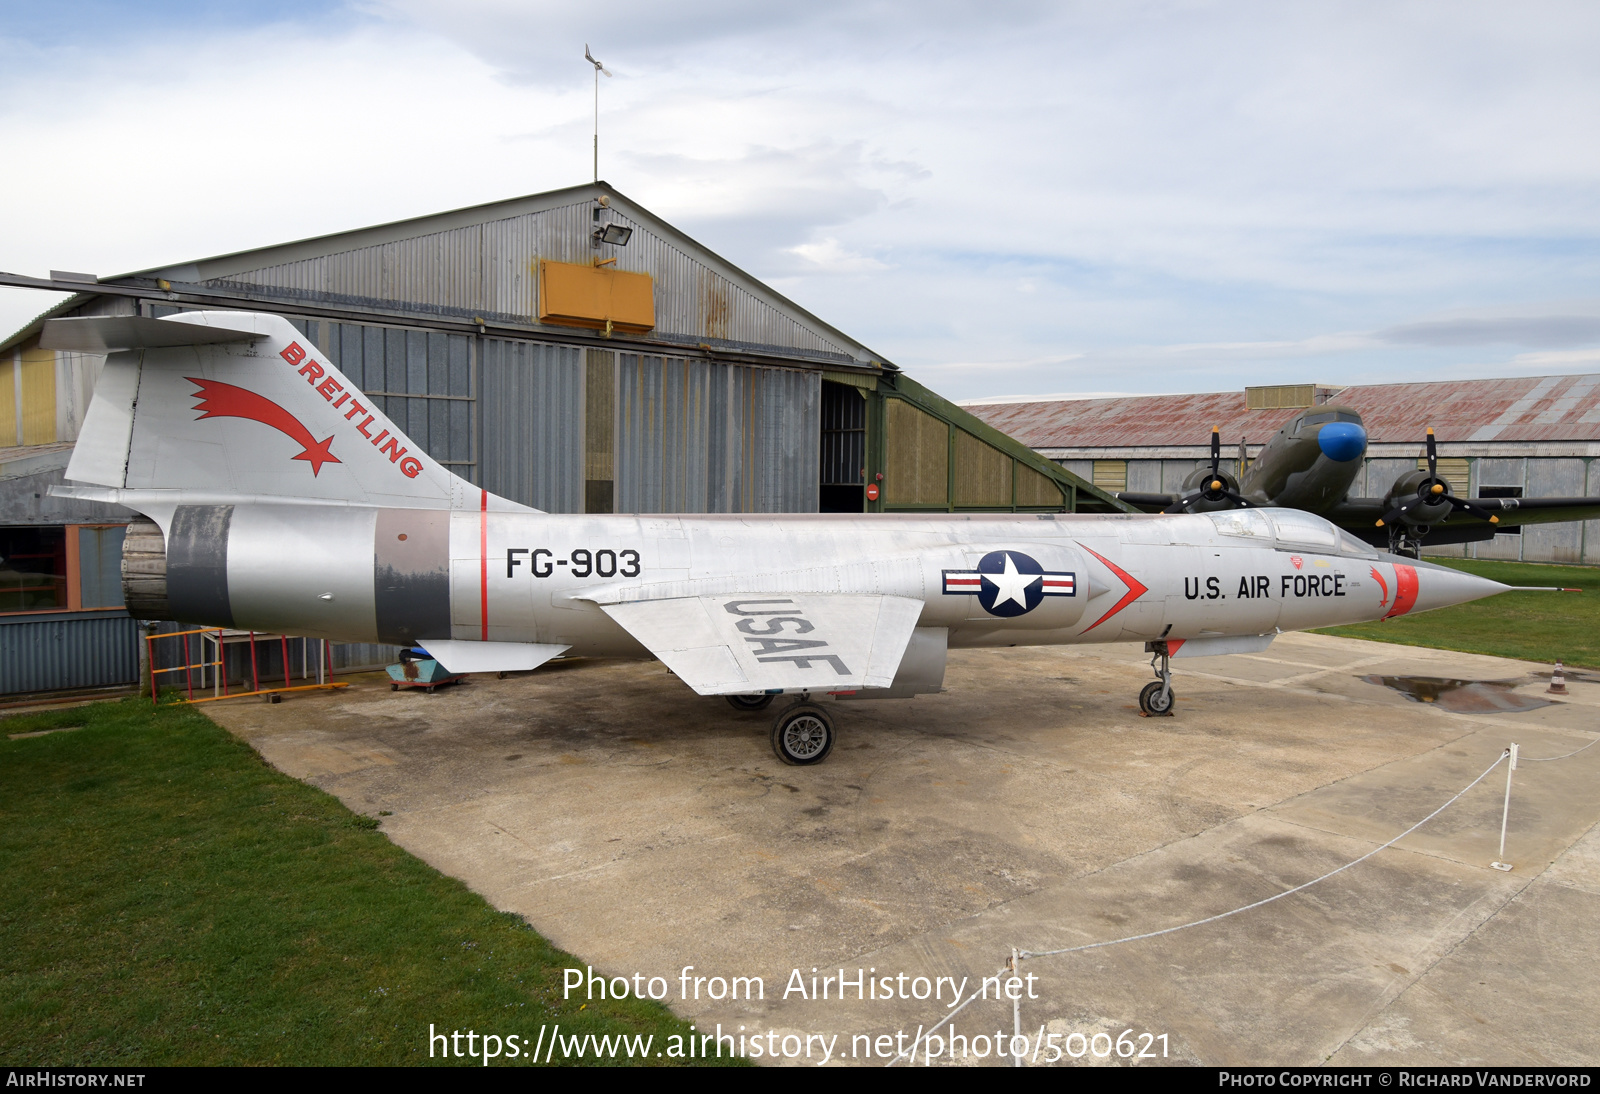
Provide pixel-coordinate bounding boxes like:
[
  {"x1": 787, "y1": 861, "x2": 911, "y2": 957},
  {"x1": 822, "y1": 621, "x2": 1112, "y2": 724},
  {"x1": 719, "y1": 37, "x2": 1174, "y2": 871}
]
[
  {"x1": 786, "y1": 238, "x2": 887, "y2": 273},
  {"x1": 1510, "y1": 348, "x2": 1600, "y2": 369},
  {"x1": 3, "y1": 2, "x2": 1600, "y2": 400}
]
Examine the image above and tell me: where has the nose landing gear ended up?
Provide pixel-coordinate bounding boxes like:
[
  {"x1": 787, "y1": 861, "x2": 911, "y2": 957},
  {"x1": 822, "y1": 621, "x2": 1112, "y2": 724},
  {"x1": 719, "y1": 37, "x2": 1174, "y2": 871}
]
[{"x1": 1139, "y1": 641, "x2": 1176, "y2": 717}]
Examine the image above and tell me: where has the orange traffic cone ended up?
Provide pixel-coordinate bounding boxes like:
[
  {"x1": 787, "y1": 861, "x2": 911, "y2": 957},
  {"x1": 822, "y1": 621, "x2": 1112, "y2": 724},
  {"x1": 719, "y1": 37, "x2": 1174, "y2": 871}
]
[{"x1": 1548, "y1": 660, "x2": 1569, "y2": 695}]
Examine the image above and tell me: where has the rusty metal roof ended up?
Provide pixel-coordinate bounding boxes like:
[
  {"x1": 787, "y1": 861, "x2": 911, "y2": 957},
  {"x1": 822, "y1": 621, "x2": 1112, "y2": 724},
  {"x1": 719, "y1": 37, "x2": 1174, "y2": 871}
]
[{"x1": 965, "y1": 374, "x2": 1600, "y2": 448}]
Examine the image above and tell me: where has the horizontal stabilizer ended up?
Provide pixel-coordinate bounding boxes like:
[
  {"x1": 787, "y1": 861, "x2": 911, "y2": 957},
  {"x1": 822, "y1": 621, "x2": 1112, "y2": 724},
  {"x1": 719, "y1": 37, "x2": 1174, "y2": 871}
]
[
  {"x1": 420, "y1": 640, "x2": 570, "y2": 674},
  {"x1": 41, "y1": 315, "x2": 264, "y2": 353},
  {"x1": 600, "y1": 594, "x2": 923, "y2": 696}
]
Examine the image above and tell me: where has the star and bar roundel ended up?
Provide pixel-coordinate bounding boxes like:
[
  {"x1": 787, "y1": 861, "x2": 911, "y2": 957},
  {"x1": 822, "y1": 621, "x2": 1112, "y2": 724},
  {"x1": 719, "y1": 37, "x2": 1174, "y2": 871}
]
[{"x1": 942, "y1": 550, "x2": 1075, "y2": 617}]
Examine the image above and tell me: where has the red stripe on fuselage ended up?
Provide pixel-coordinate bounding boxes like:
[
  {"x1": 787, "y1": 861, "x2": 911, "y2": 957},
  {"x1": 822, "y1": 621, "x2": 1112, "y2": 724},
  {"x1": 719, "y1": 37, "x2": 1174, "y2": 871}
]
[
  {"x1": 479, "y1": 490, "x2": 489, "y2": 641},
  {"x1": 1384, "y1": 564, "x2": 1419, "y2": 619}
]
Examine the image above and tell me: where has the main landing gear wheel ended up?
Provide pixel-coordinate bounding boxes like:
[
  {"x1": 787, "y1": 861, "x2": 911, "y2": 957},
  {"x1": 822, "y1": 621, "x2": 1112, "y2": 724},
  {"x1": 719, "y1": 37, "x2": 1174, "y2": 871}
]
[
  {"x1": 1139, "y1": 680, "x2": 1175, "y2": 716},
  {"x1": 726, "y1": 693, "x2": 776, "y2": 712},
  {"x1": 771, "y1": 703, "x2": 835, "y2": 766}
]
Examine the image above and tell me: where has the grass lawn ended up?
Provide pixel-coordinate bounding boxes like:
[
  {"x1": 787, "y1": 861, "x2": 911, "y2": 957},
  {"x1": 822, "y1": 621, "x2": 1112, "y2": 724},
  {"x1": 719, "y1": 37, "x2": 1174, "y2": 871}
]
[
  {"x1": 0, "y1": 697, "x2": 740, "y2": 1067},
  {"x1": 1314, "y1": 557, "x2": 1600, "y2": 669}
]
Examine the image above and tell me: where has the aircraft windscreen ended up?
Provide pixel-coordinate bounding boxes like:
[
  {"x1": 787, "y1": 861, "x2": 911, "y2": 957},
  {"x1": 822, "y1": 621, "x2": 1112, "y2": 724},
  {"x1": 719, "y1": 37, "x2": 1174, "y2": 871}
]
[
  {"x1": 1336, "y1": 528, "x2": 1380, "y2": 558},
  {"x1": 1300, "y1": 410, "x2": 1362, "y2": 427},
  {"x1": 1266, "y1": 509, "x2": 1338, "y2": 549},
  {"x1": 1207, "y1": 510, "x2": 1272, "y2": 539}
]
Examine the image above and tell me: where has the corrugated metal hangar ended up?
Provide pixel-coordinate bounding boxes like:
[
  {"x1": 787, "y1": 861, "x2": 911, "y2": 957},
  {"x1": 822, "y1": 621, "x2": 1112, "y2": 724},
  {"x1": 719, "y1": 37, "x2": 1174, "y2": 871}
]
[
  {"x1": 0, "y1": 181, "x2": 1124, "y2": 695},
  {"x1": 966, "y1": 379, "x2": 1600, "y2": 564}
]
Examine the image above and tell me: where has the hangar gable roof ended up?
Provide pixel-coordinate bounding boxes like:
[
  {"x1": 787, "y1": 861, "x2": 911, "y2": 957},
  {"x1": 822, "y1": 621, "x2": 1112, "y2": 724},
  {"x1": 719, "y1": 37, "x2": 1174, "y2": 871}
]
[
  {"x1": 6, "y1": 183, "x2": 888, "y2": 368},
  {"x1": 966, "y1": 374, "x2": 1600, "y2": 449}
]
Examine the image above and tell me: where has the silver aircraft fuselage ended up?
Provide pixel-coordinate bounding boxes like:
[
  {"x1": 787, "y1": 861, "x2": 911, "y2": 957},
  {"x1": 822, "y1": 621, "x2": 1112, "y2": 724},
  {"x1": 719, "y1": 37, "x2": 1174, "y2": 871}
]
[
  {"x1": 43, "y1": 310, "x2": 1509, "y2": 723},
  {"x1": 163, "y1": 502, "x2": 1482, "y2": 657}
]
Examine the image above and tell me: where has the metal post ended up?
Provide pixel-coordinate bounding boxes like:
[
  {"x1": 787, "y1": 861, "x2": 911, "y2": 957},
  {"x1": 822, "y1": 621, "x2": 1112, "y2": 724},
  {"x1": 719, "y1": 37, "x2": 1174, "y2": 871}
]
[
  {"x1": 147, "y1": 633, "x2": 157, "y2": 707},
  {"x1": 281, "y1": 634, "x2": 290, "y2": 687},
  {"x1": 1492, "y1": 744, "x2": 1518, "y2": 871},
  {"x1": 183, "y1": 632, "x2": 194, "y2": 700},
  {"x1": 248, "y1": 632, "x2": 260, "y2": 693},
  {"x1": 1012, "y1": 948, "x2": 1022, "y2": 1067}
]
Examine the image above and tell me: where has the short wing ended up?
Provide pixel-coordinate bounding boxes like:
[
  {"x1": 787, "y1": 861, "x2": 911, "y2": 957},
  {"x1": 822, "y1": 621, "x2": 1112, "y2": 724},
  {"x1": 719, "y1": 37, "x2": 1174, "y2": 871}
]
[{"x1": 599, "y1": 594, "x2": 924, "y2": 696}]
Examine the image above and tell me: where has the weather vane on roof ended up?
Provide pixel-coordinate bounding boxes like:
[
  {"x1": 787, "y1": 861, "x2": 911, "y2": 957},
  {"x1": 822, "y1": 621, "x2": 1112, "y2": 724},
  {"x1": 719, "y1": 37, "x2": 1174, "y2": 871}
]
[{"x1": 585, "y1": 45, "x2": 612, "y2": 183}]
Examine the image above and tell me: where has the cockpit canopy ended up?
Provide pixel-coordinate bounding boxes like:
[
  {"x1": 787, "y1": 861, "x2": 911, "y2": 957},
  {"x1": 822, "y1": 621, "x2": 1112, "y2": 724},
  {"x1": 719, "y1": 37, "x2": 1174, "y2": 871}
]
[
  {"x1": 1291, "y1": 409, "x2": 1363, "y2": 433},
  {"x1": 1207, "y1": 508, "x2": 1378, "y2": 558}
]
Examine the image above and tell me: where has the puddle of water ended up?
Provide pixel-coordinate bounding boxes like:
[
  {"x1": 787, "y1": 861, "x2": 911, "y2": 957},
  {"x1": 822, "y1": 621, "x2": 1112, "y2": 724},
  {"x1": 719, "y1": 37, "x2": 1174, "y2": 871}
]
[{"x1": 1361, "y1": 675, "x2": 1556, "y2": 714}]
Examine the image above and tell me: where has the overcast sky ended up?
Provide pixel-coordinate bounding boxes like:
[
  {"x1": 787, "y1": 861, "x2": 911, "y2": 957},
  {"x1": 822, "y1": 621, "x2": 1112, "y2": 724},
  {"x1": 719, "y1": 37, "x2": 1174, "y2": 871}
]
[{"x1": 3, "y1": 1, "x2": 1599, "y2": 400}]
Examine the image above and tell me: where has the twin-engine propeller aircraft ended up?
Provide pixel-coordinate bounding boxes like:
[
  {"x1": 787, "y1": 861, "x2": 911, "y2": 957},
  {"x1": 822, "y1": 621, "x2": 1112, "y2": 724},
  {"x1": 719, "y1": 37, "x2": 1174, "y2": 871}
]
[
  {"x1": 45, "y1": 313, "x2": 1515, "y2": 764},
  {"x1": 1117, "y1": 410, "x2": 1600, "y2": 557}
]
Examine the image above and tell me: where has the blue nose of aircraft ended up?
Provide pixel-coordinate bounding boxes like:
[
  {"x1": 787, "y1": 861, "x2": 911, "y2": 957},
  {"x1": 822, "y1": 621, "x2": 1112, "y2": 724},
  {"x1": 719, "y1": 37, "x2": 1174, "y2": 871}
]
[{"x1": 1318, "y1": 421, "x2": 1367, "y2": 462}]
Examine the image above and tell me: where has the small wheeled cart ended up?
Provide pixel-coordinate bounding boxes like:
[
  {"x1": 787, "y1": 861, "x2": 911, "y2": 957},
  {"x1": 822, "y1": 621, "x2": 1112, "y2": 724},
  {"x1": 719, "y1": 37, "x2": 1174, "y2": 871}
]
[{"x1": 386, "y1": 648, "x2": 467, "y2": 693}]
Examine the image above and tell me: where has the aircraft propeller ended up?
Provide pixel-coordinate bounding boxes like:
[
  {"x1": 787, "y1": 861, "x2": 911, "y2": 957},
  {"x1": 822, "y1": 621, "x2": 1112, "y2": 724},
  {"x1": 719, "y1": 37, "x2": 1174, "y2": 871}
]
[
  {"x1": 1375, "y1": 428, "x2": 1500, "y2": 532},
  {"x1": 1165, "y1": 427, "x2": 1251, "y2": 513}
]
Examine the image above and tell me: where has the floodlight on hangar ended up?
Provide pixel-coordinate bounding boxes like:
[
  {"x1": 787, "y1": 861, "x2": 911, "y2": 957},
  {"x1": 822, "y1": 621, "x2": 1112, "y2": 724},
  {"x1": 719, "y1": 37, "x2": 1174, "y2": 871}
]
[{"x1": 593, "y1": 223, "x2": 633, "y2": 246}]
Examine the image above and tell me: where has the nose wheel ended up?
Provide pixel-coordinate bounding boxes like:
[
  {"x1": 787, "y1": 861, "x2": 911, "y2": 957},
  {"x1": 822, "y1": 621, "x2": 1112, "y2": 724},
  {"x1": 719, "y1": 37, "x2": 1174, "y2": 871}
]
[
  {"x1": 1139, "y1": 680, "x2": 1175, "y2": 716},
  {"x1": 1139, "y1": 641, "x2": 1176, "y2": 717}
]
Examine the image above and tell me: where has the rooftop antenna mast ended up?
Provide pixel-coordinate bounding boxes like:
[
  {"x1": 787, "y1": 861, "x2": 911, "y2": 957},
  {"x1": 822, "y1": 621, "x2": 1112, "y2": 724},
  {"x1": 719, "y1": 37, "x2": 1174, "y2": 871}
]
[{"x1": 584, "y1": 44, "x2": 611, "y2": 182}]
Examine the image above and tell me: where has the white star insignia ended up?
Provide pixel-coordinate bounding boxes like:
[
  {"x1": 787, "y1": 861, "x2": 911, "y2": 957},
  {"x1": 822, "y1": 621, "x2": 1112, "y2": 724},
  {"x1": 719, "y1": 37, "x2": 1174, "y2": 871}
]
[{"x1": 984, "y1": 552, "x2": 1041, "y2": 610}]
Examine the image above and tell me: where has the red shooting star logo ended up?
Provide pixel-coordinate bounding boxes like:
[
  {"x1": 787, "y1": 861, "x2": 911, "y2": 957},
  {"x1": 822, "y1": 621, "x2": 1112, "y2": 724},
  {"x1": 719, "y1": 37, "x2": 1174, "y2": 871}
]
[{"x1": 187, "y1": 378, "x2": 341, "y2": 476}]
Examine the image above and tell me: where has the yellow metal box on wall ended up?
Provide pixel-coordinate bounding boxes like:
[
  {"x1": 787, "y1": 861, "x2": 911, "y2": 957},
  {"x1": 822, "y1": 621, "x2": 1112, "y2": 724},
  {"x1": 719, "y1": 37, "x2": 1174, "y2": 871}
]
[{"x1": 537, "y1": 260, "x2": 656, "y2": 333}]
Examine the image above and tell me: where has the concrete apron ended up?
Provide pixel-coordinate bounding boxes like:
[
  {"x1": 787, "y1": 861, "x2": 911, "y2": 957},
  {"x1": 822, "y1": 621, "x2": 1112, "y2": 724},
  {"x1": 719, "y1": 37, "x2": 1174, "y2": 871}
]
[{"x1": 208, "y1": 632, "x2": 1600, "y2": 1067}]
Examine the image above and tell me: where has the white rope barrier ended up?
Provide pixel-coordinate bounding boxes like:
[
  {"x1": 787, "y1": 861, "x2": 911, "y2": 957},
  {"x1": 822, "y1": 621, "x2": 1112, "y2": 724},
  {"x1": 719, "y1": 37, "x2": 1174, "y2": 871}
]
[
  {"x1": 1016, "y1": 751, "x2": 1507, "y2": 960},
  {"x1": 888, "y1": 735, "x2": 1594, "y2": 1066},
  {"x1": 1521, "y1": 735, "x2": 1600, "y2": 762},
  {"x1": 884, "y1": 962, "x2": 1010, "y2": 1067}
]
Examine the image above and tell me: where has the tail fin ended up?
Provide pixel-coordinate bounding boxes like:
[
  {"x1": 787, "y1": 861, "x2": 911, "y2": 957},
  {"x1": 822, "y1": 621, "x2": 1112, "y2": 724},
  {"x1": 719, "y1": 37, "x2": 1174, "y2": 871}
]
[{"x1": 49, "y1": 311, "x2": 519, "y2": 512}]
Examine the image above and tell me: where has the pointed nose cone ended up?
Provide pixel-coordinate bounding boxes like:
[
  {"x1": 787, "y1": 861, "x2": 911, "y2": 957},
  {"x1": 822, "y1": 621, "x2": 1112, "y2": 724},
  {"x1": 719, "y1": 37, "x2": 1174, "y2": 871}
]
[
  {"x1": 1317, "y1": 421, "x2": 1367, "y2": 462},
  {"x1": 1404, "y1": 559, "x2": 1510, "y2": 615}
]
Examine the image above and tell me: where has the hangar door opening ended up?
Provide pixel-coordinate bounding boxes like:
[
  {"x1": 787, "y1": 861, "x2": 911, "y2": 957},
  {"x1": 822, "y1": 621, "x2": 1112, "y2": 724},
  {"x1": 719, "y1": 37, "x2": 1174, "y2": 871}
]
[{"x1": 819, "y1": 380, "x2": 866, "y2": 512}]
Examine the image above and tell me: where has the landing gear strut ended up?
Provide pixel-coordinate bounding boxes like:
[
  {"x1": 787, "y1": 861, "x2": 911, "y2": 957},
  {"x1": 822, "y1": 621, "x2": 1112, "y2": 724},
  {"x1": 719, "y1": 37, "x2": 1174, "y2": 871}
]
[
  {"x1": 1386, "y1": 524, "x2": 1426, "y2": 560},
  {"x1": 1139, "y1": 641, "x2": 1176, "y2": 717}
]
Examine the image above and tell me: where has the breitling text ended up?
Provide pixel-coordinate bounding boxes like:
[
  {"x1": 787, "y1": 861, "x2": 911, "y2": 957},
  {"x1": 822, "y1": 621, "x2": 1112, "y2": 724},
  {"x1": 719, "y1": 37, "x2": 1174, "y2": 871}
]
[{"x1": 278, "y1": 341, "x2": 424, "y2": 479}]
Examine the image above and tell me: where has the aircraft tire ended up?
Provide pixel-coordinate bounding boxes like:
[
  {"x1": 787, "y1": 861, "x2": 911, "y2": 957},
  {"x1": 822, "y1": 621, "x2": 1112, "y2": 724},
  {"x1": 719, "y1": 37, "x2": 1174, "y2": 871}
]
[
  {"x1": 771, "y1": 704, "x2": 835, "y2": 765},
  {"x1": 1139, "y1": 681, "x2": 1175, "y2": 717},
  {"x1": 727, "y1": 693, "x2": 776, "y2": 712}
]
